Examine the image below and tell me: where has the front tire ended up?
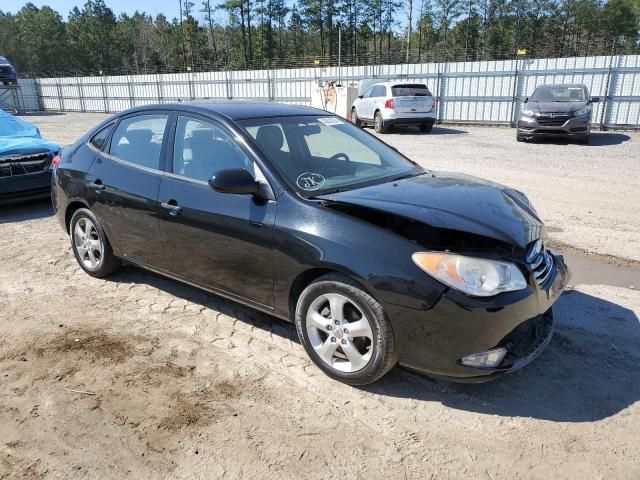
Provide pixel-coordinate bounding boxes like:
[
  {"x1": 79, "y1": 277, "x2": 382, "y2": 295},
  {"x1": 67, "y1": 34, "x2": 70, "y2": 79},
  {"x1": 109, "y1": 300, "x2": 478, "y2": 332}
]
[
  {"x1": 295, "y1": 273, "x2": 397, "y2": 385},
  {"x1": 373, "y1": 111, "x2": 387, "y2": 133},
  {"x1": 70, "y1": 208, "x2": 121, "y2": 278}
]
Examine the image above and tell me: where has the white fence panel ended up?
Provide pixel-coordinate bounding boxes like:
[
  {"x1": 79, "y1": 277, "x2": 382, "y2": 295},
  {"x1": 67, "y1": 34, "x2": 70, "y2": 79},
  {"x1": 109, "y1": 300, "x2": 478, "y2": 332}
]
[{"x1": 29, "y1": 55, "x2": 640, "y2": 128}]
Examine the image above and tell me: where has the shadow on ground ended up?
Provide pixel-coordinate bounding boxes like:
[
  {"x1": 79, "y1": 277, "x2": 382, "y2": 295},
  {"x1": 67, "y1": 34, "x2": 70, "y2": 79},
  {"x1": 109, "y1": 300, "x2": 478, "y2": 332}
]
[
  {"x1": 529, "y1": 132, "x2": 630, "y2": 146},
  {"x1": 106, "y1": 265, "x2": 639, "y2": 424},
  {"x1": 0, "y1": 199, "x2": 52, "y2": 223},
  {"x1": 387, "y1": 126, "x2": 468, "y2": 136}
]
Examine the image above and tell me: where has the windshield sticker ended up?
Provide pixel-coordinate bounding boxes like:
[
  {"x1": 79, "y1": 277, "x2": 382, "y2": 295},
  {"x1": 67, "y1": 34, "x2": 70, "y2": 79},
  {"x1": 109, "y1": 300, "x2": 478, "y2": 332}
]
[
  {"x1": 318, "y1": 117, "x2": 344, "y2": 126},
  {"x1": 296, "y1": 172, "x2": 326, "y2": 191}
]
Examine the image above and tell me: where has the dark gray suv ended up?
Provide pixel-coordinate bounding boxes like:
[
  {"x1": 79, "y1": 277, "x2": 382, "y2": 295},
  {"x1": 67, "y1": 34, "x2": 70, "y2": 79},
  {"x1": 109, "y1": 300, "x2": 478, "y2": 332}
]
[{"x1": 517, "y1": 84, "x2": 598, "y2": 144}]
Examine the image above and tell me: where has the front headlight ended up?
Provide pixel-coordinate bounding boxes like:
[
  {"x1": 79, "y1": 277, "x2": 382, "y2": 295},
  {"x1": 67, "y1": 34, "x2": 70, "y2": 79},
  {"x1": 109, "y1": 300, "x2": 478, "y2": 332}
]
[
  {"x1": 574, "y1": 107, "x2": 590, "y2": 117},
  {"x1": 412, "y1": 252, "x2": 527, "y2": 297},
  {"x1": 9, "y1": 66, "x2": 16, "y2": 73},
  {"x1": 521, "y1": 109, "x2": 535, "y2": 117}
]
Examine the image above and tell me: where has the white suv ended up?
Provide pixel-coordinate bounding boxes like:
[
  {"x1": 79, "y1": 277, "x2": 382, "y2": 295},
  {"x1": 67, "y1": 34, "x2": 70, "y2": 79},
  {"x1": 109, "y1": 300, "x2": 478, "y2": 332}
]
[{"x1": 350, "y1": 82, "x2": 437, "y2": 133}]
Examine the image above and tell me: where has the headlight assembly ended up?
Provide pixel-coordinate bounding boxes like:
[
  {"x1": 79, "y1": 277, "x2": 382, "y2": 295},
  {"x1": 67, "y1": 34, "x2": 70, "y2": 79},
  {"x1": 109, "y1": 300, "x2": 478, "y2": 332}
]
[
  {"x1": 573, "y1": 107, "x2": 590, "y2": 117},
  {"x1": 412, "y1": 252, "x2": 527, "y2": 297},
  {"x1": 521, "y1": 109, "x2": 535, "y2": 117}
]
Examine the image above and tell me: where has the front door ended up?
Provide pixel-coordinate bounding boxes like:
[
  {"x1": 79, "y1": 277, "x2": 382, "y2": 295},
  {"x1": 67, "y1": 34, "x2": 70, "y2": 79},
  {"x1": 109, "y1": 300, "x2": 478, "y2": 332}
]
[
  {"x1": 87, "y1": 113, "x2": 169, "y2": 267},
  {"x1": 157, "y1": 114, "x2": 276, "y2": 308}
]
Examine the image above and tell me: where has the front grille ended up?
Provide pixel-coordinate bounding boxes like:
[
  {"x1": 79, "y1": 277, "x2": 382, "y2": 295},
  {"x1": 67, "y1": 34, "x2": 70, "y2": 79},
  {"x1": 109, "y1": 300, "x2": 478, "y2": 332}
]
[
  {"x1": 537, "y1": 115, "x2": 570, "y2": 126},
  {"x1": 526, "y1": 239, "x2": 555, "y2": 289},
  {"x1": 0, "y1": 152, "x2": 53, "y2": 178},
  {"x1": 0, "y1": 66, "x2": 11, "y2": 73}
]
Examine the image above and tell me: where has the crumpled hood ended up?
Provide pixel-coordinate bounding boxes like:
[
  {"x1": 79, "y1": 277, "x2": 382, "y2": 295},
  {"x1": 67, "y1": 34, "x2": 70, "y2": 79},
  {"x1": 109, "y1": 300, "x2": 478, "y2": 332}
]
[
  {"x1": 317, "y1": 172, "x2": 544, "y2": 248},
  {"x1": 527, "y1": 101, "x2": 588, "y2": 114},
  {"x1": 0, "y1": 110, "x2": 59, "y2": 157}
]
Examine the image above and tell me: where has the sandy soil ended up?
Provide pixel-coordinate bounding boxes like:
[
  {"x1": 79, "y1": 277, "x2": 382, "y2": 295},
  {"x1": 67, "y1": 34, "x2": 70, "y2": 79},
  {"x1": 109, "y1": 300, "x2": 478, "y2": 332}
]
[{"x1": 1, "y1": 114, "x2": 639, "y2": 479}]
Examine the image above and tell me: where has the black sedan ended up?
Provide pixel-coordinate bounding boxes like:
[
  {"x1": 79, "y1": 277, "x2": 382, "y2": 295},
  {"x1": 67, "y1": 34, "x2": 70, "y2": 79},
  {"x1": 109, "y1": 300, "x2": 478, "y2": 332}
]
[{"x1": 52, "y1": 102, "x2": 570, "y2": 385}]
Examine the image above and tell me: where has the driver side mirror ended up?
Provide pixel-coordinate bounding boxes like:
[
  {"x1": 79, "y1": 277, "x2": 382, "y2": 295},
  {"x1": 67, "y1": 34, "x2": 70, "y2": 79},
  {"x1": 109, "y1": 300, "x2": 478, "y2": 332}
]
[
  {"x1": 523, "y1": 97, "x2": 529, "y2": 104},
  {"x1": 209, "y1": 168, "x2": 260, "y2": 196},
  {"x1": 590, "y1": 97, "x2": 600, "y2": 103},
  {"x1": 357, "y1": 94, "x2": 363, "y2": 99}
]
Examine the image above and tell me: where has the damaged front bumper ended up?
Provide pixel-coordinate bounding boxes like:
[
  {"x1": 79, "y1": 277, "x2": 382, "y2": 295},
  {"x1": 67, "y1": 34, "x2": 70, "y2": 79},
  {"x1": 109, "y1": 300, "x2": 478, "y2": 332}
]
[
  {"x1": 0, "y1": 152, "x2": 54, "y2": 204},
  {"x1": 387, "y1": 252, "x2": 570, "y2": 382}
]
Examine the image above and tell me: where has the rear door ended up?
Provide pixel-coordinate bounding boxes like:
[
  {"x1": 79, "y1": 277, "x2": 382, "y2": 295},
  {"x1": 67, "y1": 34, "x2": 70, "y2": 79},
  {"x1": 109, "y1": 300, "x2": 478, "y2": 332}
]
[
  {"x1": 359, "y1": 85, "x2": 375, "y2": 120},
  {"x1": 391, "y1": 84, "x2": 434, "y2": 114},
  {"x1": 157, "y1": 114, "x2": 276, "y2": 308},
  {"x1": 87, "y1": 112, "x2": 169, "y2": 267}
]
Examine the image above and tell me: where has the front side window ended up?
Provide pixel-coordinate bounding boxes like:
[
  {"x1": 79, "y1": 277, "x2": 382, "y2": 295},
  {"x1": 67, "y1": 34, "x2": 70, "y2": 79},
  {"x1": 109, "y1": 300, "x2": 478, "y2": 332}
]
[
  {"x1": 109, "y1": 114, "x2": 168, "y2": 170},
  {"x1": 240, "y1": 115, "x2": 423, "y2": 196},
  {"x1": 173, "y1": 116, "x2": 254, "y2": 182}
]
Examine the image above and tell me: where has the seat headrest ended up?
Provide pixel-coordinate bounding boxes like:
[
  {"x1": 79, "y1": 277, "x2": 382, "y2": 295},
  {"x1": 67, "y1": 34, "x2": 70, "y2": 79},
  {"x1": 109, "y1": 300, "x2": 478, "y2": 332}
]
[
  {"x1": 191, "y1": 129, "x2": 212, "y2": 143},
  {"x1": 256, "y1": 125, "x2": 284, "y2": 151},
  {"x1": 126, "y1": 129, "x2": 153, "y2": 144}
]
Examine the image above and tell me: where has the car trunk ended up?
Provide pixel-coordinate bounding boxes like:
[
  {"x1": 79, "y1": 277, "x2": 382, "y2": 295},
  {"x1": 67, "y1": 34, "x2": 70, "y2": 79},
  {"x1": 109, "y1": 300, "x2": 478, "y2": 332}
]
[{"x1": 392, "y1": 84, "x2": 433, "y2": 113}]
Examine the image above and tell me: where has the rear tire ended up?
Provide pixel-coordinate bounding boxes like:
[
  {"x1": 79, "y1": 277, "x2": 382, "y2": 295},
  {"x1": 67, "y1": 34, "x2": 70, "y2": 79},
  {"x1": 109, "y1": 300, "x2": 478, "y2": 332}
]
[
  {"x1": 295, "y1": 273, "x2": 398, "y2": 385},
  {"x1": 419, "y1": 123, "x2": 433, "y2": 133},
  {"x1": 70, "y1": 208, "x2": 121, "y2": 278},
  {"x1": 374, "y1": 111, "x2": 387, "y2": 133}
]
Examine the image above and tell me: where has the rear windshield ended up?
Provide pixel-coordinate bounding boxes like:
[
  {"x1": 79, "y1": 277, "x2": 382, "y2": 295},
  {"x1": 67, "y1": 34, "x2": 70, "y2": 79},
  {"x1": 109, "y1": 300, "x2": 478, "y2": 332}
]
[{"x1": 392, "y1": 84, "x2": 432, "y2": 97}]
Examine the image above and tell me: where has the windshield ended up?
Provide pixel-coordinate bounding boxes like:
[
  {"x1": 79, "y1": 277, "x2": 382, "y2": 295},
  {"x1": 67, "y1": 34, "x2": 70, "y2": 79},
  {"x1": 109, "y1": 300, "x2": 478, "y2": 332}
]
[
  {"x1": 530, "y1": 86, "x2": 587, "y2": 102},
  {"x1": 239, "y1": 115, "x2": 423, "y2": 196},
  {"x1": 0, "y1": 57, "x2": 9, "y2": 64},
  {"x1": 392, "y1": 84, "x2": 432, "y2": 97}
]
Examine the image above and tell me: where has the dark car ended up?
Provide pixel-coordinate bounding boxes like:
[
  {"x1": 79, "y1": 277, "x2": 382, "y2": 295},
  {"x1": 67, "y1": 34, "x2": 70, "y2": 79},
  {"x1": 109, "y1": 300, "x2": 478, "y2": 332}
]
[
  {"x1": 517, "y1": 84, "x2": 598, "y2": 144},
  {"x1": 52, "y1": 102, "x2": 570, "y2": 385},
  {"x1": 0, "y1": 56, "x2": 18, "y2": 85},
  {"x1": 1, "y1": 110, "x2": 60, "y2": 204}
]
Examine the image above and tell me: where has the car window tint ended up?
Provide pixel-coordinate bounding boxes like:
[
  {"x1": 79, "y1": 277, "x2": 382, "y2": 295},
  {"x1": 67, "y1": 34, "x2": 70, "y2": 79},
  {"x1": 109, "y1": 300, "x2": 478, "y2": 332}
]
[
  {"x1": 109, "y1": 114, "x2": 168, "y2": 170},
  {"x1": 305, "y1": 123, "x2": 381, "y2": 165},
  {"x1": 89, "y1": 123, "x2": 113, "y2": 151},
  {"x1": 173, "y1": 116, "x2": 254, "y2": 182},
  {"x1": 392, "y1": 84, "x2": 432, "y2": 97}
]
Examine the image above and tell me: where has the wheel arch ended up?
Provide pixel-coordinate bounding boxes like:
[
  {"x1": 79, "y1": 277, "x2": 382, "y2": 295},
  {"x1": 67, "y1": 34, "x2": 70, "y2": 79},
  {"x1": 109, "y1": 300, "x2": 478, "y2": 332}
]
[
  {"x1": 287, "y1": 265, "x2": 378, "y2": 321},
  {"x1": 65, "y1": 199, "x2": 90, "y2": 233}
]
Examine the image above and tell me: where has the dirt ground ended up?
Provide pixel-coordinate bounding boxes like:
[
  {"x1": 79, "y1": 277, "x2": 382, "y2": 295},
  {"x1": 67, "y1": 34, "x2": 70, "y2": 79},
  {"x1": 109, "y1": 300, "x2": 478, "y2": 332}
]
[{"x1": 1, "y1": 113, "x2": 639, "y2": 479}]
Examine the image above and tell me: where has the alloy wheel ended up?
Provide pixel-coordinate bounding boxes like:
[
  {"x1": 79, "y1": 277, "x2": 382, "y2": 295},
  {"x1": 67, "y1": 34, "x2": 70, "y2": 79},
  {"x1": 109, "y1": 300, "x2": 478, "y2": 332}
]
[
  {"x1": 73, "y1": 217, "x2": 103, "y2": 269},
  {"x1": 306, "y1": 293, "x2": 374, "y2": 372}
]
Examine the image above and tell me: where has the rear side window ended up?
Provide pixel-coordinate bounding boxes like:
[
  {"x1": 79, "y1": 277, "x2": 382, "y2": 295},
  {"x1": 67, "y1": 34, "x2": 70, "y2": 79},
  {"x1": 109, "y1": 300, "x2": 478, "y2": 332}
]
[
  {"x1": 109, "y1": 114, "x2": 168, "y2": 170},
  {"x1": 89, "y1": 123, "x2": 113, "y2": 151},
  {"x1": 392, "y1": 84, "x2": 432, "y2": 97},
  {"x1": 372, "y1": 85, "x2": 387, "y2": 97}
]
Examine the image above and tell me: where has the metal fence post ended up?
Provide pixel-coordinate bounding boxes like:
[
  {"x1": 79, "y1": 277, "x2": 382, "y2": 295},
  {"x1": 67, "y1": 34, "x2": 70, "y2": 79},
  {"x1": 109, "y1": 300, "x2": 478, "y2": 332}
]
[
  {"x1": 127, "y1": 74, "x2": 135, "y2": 108},
  {"x1": 156, "y1": 73, "x2": 163, "y2": 104},
  {"x1": 437, "y1": 62, "x2": 447, "y2": 124},
  {"x1": 33, "y1": 74, "x2": 44, "y2": 111},
  {"x1": 225, "y1": 70, "x2": 232, "y2": 99},
  {"x1": 56, "y1": 76, "x2": 64, "y2": 112},
  {"x1": 600, "y1": 54, "x2": 623, "y2": 130},
  {"x1": 101, "y1": 74, "x2": 109, "y2": 113},
  {"x1": 77, "y1": 73, "x2": 85, "y2": 112}
]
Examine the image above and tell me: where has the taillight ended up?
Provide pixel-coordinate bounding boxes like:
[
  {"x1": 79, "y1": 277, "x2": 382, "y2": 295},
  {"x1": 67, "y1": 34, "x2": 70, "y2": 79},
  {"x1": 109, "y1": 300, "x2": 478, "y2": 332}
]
[
  {"x1": 432, "y1": 98, "x2": 438, "y2": 109},
  {"x1": 384, "y1": 99, "x2": 394, "y2": 109},
  {"x1": 51, "y1": 154, "x2": 62, "y2": 168}
]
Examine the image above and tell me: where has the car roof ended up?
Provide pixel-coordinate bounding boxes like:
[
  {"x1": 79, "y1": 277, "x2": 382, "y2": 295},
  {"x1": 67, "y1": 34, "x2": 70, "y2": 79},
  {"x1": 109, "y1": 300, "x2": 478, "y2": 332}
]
[{"x1": 127, "y1": 100, "x2": 329, "y2": 121}]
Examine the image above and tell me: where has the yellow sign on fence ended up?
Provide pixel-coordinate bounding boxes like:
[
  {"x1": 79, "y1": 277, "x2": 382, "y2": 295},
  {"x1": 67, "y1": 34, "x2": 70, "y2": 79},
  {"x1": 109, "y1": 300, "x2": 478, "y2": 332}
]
[{"x1": 517, "y1": 48, "x2": 527, "y2": 56}]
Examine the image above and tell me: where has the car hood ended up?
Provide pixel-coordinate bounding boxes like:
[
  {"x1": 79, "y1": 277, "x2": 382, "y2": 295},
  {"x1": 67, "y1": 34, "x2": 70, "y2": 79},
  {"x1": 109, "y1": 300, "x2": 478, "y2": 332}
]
[
  {"x1": 526, "y1": 101, "x2": 588, "y2": 114},
  {"x1": 0, "y1": 110, "x2": 59, "y2": 157},
  {"x1": 317, "y1": 172, "x2": 544, "y2": 248}
]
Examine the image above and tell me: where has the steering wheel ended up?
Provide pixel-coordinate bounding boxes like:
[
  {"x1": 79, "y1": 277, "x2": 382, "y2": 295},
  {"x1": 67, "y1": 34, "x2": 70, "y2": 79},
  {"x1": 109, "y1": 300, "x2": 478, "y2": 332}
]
[{"x1": 321, "y1": 153, "x2": 352, "y2": 177}]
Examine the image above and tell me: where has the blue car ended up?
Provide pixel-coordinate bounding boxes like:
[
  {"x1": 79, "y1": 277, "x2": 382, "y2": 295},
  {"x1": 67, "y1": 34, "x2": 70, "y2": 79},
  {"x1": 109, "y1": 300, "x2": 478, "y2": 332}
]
[
  {"x1": 0, "y1": 110, "x2": 60, "y2": 204},
  {"x1": 0, "y1": 56, "x2": 18, "y2": 85}
]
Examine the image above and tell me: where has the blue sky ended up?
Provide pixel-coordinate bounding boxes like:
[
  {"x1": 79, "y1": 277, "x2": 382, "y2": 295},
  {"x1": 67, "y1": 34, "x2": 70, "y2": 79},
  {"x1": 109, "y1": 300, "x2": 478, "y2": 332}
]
[{"x1": 3, "y1": 0, "x2": 184, "y2": 20}]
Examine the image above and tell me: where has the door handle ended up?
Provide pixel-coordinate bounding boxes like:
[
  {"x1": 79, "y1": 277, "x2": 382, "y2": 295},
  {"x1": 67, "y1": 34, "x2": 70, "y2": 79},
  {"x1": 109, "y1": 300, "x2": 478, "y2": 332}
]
[
  {"x1": 161, "y1": 201, "x2": 182, "y2": 216},
  {"x1": 89, "y1": 179, "x2": 105, "y2": 191}
]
